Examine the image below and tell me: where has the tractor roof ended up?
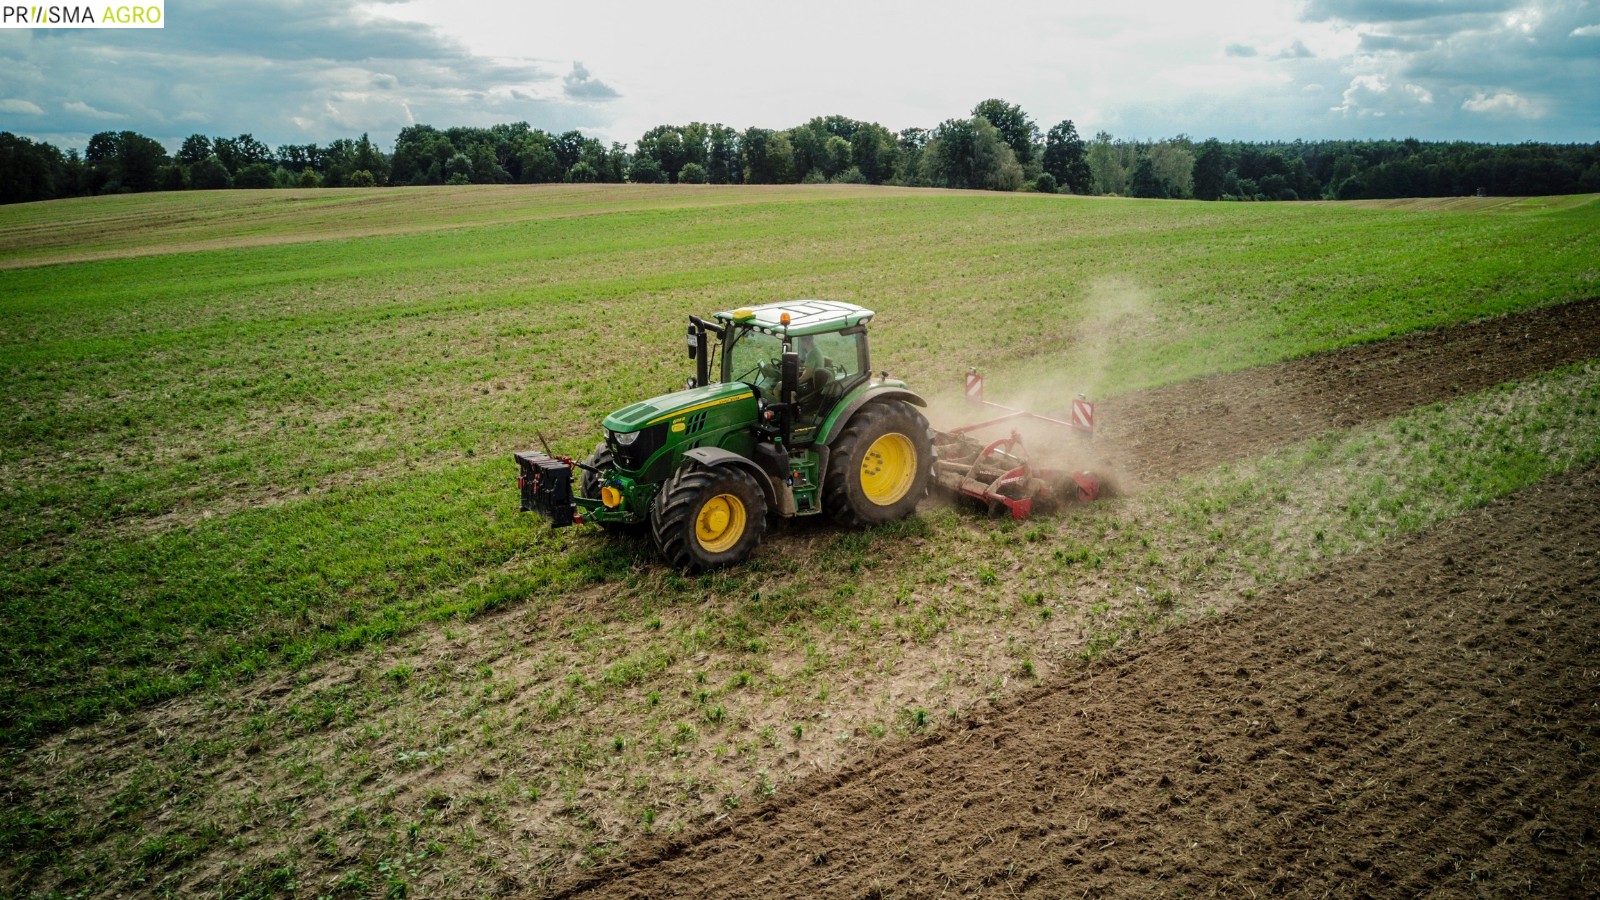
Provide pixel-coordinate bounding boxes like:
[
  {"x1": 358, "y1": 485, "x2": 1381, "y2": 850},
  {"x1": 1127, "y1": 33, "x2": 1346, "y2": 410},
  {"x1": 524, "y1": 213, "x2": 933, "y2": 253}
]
[{"x1": 713, "y1": 299, "x2": 874, "y2": 337}]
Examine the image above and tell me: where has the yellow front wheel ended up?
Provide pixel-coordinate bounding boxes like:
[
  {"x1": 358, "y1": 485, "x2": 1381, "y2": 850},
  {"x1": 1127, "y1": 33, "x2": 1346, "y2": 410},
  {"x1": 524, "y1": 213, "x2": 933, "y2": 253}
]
[
  {"x1": 651, "y1": 465, "x2": 768, "y2": 571},
  {"x1": 695, "y1": 492, "x2": 748, "y2": 553}
]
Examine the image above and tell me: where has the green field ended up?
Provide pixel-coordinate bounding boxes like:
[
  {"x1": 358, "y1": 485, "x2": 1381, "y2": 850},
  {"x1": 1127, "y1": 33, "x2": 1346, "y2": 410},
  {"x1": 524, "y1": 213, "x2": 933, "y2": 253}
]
[
  {"x1": 3, "y1": 185, "x2": 1599, "y2": 895},
  {"x1": 3, "y1": 185, "x2": 1597, "y2": 746}
]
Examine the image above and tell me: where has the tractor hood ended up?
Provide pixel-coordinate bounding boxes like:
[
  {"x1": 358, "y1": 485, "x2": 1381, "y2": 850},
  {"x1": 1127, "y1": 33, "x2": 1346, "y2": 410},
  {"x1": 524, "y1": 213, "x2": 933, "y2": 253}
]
[{"x1": 602, "y1": 381, "x2": 755, "y2": 434}]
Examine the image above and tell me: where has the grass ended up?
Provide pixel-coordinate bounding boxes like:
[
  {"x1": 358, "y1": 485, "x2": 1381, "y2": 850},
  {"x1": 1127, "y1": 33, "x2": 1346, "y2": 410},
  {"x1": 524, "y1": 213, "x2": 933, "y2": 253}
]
[
  {"x1": 2, "y1": 185, "x2": 1597, "y2": 751},
  {"x1": 7, "y1": 356, "x2": 1598, "y2": 897},
  {"x1": 1, "y1": 184, "x2": 1599, "y2": 894}
]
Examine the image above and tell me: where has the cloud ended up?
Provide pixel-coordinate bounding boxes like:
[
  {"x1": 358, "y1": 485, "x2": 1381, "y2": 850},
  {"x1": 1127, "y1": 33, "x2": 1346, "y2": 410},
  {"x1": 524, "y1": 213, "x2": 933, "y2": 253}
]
[
  {"x1": 1299, "y1": 0, "x2": 1598, "y2": 139},
  {"x1": 562, "y1": 61, "x2": 619, "y2": 101},
  {"x1": 0, "y1": 0, "x2": 613, "y2": 150},
  {"x1": 1358, "y1": 32, "x2": 1430, "y2": 52},
  {"x1": 64, "y1": 100, "x2": 126, "y2": 119},
  {"x1": 1304, "y1": 0, "x2": 1518, "y2": 24},
  {"x1": 1, "y1": 0, "x2": 1593, "y2": 154},
  {"x1": 1332, "y1": 75, "x2": 1385, "y2": 115},
  {"x1": 1331, "y1": 74, "x2": 1434, "y2": 116},
  {"x1": 1461, "y1": 89, "x2": 1542, "y2": 117},
  {"x1": 1222, "y1": 40, "x2": 1312, "y2": 62}
]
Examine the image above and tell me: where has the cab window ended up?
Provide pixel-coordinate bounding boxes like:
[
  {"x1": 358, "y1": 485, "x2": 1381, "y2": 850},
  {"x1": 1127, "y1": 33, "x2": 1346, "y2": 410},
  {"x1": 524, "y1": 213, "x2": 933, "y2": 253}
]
[
  {"x1": 723, "y1": 327, "x2": 785, "y2": 394},
  {"x1": 793, "y1": 330, "x2": 866, "y2": 387}
]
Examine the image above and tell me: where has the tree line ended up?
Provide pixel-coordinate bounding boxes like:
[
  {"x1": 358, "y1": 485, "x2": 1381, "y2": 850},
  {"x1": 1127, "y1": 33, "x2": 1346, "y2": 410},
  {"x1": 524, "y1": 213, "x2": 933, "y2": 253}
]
[{"x1": 3, "y1": 98, "x2": 1597, "y2": 205}]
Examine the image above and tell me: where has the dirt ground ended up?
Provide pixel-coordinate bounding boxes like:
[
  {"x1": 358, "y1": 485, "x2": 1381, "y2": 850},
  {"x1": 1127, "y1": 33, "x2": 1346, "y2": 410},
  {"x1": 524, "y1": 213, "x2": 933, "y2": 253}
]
[
  {"x1": 1095, "y1": 296, "x2": 1600, "y2": 485},
  {"x1": 556, "y1": 463, "x2": 1600, "y2": 898}
]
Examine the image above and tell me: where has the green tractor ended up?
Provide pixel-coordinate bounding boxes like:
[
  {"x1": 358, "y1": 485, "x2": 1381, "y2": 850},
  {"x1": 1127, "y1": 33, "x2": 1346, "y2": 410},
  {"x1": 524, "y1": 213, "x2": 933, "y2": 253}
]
[{"x1": 515, "y1": 300, "x2": 935, "y2": 570}]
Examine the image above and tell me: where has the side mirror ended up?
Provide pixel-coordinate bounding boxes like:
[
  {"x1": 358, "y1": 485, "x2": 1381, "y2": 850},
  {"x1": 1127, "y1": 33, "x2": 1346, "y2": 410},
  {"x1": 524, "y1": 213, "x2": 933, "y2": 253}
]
[
  {"x1": 778, "y1": 350, "x2": 801, "y2": 443},
  {"x1": 781, "y1": 350, "x2": 800, "y2": 406},
  {"x1": 687, "y1": 324, "x2": 709, "y2": 386}
]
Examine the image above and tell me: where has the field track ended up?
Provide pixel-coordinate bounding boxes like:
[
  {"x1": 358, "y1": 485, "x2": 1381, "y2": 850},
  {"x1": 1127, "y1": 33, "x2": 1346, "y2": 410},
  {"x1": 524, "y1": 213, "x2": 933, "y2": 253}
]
[
  {"x1": 6, "y1": 296, "x2": 1598, "y2": 898},
  {"x1": 548, "y1": 300, "x2": 1600, "y2": 898},
  {"x1": 557, "y1": 458, "x2": 1600, "y2": 899},
  {"x1": 1096, "y1": 295, "x2": 1600, "y2": 484}
]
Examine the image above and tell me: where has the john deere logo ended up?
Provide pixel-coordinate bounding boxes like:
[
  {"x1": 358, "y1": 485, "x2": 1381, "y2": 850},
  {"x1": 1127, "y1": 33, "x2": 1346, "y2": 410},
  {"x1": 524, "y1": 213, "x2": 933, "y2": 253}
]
[{"x1": 1, "y1": 2, "x2": 163, "y2": 27}]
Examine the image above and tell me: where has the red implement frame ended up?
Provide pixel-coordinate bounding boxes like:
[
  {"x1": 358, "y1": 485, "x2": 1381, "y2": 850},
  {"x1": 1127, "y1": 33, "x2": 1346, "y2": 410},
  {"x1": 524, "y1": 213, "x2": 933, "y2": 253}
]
[{"x1": 932, "y1": 369, "x2": 1100, "y2": 518}]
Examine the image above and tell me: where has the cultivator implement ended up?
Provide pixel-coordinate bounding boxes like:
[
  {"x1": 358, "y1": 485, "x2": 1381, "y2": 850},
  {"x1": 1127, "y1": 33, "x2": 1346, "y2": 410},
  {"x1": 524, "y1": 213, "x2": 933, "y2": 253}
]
[{"x1": 931, "y1": 369, "x2": 1101, "y2": 519}]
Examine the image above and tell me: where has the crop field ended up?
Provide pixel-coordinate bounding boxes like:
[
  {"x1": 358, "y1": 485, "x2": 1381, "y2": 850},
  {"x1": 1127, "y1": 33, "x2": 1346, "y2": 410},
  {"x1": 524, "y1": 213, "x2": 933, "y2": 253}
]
[{"x1": 2, "y1": 184, "x2": 1598, "y2": 897}]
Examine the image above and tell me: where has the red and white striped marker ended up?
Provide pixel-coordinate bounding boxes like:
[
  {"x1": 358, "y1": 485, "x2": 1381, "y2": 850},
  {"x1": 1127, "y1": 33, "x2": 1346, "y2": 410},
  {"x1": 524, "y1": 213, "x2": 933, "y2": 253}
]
[
  {"x1": 965, "y1": 369, "x2": 984, "y2": 406},
  {"x1": 1071, "y1": 397, "x2": 1095, "y2": 433}
]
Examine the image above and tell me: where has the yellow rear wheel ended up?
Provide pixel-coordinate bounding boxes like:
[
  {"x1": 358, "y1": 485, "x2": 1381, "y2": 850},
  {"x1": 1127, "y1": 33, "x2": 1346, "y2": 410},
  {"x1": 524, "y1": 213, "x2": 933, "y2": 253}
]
[
  {"x1": 695, "y1": 493, "x2": 747, "y2": 553},
  {"x1": 860, "y1": 433, "x2": 917, "y2": 506},
  {"x1": 824, "y1": 400, "x2": 933, "y2": 527}
]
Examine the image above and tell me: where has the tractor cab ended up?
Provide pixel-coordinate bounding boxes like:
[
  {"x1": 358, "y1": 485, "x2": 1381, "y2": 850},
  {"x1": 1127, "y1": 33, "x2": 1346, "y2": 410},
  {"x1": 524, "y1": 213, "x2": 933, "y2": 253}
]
[{"x1": 695, "y1": 300, "x2": 874, "y2": 446}]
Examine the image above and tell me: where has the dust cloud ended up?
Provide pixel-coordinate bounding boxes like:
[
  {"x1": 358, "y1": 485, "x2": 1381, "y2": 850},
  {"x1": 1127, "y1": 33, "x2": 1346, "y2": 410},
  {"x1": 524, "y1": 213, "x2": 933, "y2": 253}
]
[
  {"x1": 924, "y1": 277, "x2": 1152, "y2": 500},
  {"x1": 1014, "y1": 275, "x2": 1150, "y2": 413}
]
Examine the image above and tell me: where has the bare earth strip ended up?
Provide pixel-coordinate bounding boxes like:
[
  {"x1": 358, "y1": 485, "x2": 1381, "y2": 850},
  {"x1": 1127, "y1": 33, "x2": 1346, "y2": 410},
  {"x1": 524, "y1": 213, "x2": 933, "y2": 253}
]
[
  {"x1": 1093, "y1": 295, "x2": 1600, "y2": 485},
  {"x1": 557, "y1": 464, "x2": 1600, "y2": 899}
]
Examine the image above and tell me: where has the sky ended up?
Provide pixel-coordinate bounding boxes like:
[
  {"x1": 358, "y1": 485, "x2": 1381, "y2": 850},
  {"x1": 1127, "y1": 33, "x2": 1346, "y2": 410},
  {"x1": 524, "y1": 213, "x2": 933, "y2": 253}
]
[{"x1": 1, "y1": 0, "x2": 1596, "y2": 153}]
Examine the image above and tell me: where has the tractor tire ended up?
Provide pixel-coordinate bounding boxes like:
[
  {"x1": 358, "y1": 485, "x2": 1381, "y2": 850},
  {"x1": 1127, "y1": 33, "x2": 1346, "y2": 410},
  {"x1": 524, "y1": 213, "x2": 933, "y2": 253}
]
[
  {"x1": 824, "y1": 400, "x2": 934, "y2": 527},
  {"x1": 580, "y1": 441, "x2": 611, "y2": 499},
  {"x1": 651, "y1": 465, "x2": 768, "y2": 571},
  {"x1": 581, "y1": 441, "x2": 638, "y2": 533}
]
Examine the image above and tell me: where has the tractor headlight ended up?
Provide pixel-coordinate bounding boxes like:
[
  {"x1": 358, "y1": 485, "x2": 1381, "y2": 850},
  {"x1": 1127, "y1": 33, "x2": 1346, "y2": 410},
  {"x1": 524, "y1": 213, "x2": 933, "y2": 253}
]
[{"x1": 607, "y1": 423, "x2": 667, "y2": 472}]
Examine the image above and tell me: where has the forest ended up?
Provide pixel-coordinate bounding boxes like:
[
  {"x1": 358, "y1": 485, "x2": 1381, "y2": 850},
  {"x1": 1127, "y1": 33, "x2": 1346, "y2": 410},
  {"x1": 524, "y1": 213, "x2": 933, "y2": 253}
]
[{"x1": 3, "y1": 98, "x2": 1597, "y2": 204}]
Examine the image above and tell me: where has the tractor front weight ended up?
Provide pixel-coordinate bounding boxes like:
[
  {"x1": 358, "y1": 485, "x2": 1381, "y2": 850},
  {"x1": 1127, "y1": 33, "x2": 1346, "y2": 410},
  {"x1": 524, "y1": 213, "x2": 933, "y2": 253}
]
[
  {"x1": 516, "y1": 450, "x2": 656, "y2": 529},
  {"x1": 515, "y1": 451, "x2": 580, "y2": 527}
]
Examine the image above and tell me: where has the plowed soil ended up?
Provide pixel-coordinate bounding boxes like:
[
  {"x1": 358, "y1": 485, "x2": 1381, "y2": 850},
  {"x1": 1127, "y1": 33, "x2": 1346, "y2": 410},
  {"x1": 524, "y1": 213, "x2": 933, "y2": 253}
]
[
  {"x1": 1096, "y1": 297, "x2": 1600, "y2": 484},
  {"x1": 555, "y1": 308, "x2": 1600, "y2": 897}
]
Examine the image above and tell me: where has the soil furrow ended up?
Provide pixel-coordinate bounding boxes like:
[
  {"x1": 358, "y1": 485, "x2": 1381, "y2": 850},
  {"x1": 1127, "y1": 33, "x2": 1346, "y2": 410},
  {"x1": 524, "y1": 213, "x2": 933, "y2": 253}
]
[
  {"x1": 561, "y1": 464, "x2": 1600, "y2": 897},
  {"x1": 1094, "y1": 296, "x2": 1600, "y2": 484}
]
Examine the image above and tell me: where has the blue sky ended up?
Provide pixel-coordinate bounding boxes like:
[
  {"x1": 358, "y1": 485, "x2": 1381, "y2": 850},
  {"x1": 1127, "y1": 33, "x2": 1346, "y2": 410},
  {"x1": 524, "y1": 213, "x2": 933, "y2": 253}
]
[{"x1": 1, "y1": 0, "x2": 1596, "y2": 152}]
